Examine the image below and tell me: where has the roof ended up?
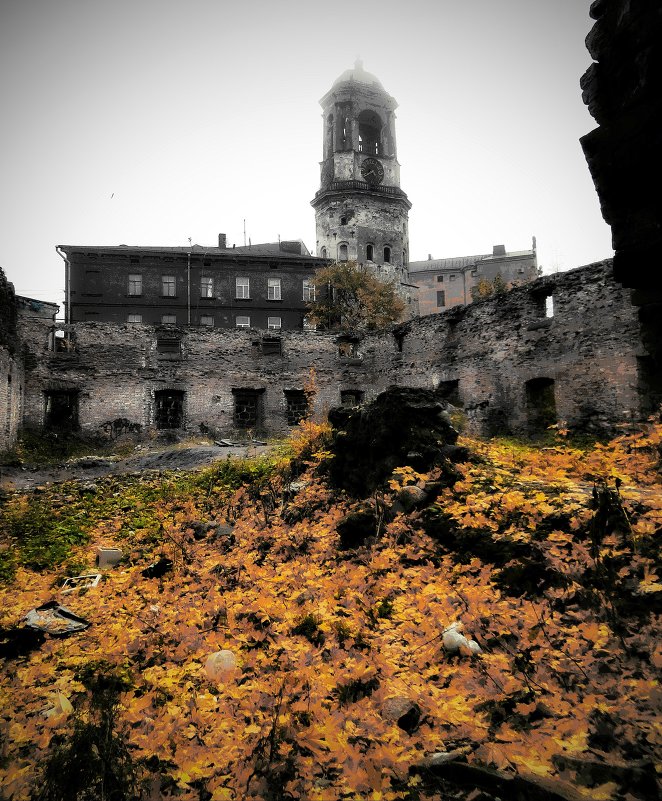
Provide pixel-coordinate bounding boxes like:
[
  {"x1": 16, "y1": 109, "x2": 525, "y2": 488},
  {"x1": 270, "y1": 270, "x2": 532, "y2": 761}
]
[
  {"x1": 408, "y1": 255, "x2": 487, "y2": 273},
  {"x1": 331, "y1": 59, "x2": 384, "y2": 91},
  {"x1": 58, "y1": 240, "x2": 317, "y2": 261}
]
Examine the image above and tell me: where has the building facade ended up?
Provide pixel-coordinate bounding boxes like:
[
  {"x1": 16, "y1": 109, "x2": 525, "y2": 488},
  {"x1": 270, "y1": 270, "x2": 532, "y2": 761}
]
[
  {"x1": 311, "y1": 61, "x2": 412, "y2": 296},
  {"x1": 60, "y1": 238, "x2": 326, "y2": 331},
  {"x1": 409, "y1": 242, "x2": 539, "y2": 316}
]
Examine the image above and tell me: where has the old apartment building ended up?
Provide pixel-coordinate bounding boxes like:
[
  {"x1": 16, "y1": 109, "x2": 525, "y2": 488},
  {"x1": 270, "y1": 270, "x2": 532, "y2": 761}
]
[{"x1": 2, "y1": 21, "x2": 658, "y2": 448}]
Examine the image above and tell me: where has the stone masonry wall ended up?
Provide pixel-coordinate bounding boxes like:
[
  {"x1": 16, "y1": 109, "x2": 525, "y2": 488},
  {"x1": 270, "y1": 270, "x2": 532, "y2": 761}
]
[
  {"x1": 16, "y1": 260, "x2": 643, "y2": 439},
  {"x1": 0, "y1": 268, "x2": 23, "y2": 452}
]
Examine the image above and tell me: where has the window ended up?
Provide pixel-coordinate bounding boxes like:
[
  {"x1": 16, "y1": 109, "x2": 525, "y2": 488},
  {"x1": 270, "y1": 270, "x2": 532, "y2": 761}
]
[
  {"x1": 340, "y1": 389, "x2": 364, "y2": 407},
  {"x1": 156, "y1": 337, "x2": 181, "y2": 356},
  {"x1": 128, "y1": 314, "x2": 142, "y2": 323},
  {"x1": 284, "y1": 390, "x2": 309, "y2": 426},
  {"x1": 261, "y1": 336, "x2": 282, "y2": 355},
  {"x1": 437, "y1": 275, "x2": 444, "y2": 283},
  {"x1": 338, "y1": 243, "x2": 348, "y2": 262},
  {"x1": 233, "y1": 388, "x2": 263, "y2": 429},
  {"x1": 200, "y1": 315, "x2": 214, "y2": 327},
  {"x1": 436, "y1": 290, "x2": 445, "y2": 308},
  {"x1": 128, "y1": 274, "x2": 142, "y2": 295},
  {"x1": 449, "y1": 274, "x2": 457, "y2": 281},
  {"x1": 162, "y1": 275, "x2": 176, "y2": 296},
  {"x1": 155, "y1": 390, "x2": 184, "y2": 429},
  {"x1": 161, "y1": 314, "x2": 177, "y2": 324},
  {"x1": 236, "y1": 315, "x2": 250, "y2": 328},
  {"x1": 236, "y1": 277, "x2": 250, "y2": 299},
  {"x1": 303, "y1": 316, "x2": 316, "y2": 331},
  {"x1": 366, "y1": 244, "x2": 374, "y2": 261},
  {"x1": 267, "y1": 316, "x2": 281, "y2": 331},
  {"x1": 303, "y1": 280, "x2": 316, "y2": 302},
  {"x1": 268, "y1": 277, "x2": 281, "y2": 300},
  {"x1": 200, "y1": 277, "x2": 213, "y2": 298},
  {"x1": 340, "y1": 215, "x2": 347, "y2": 225},
  {"x1": 383, "y1": 246, "x2": 391, "y2": 263}
]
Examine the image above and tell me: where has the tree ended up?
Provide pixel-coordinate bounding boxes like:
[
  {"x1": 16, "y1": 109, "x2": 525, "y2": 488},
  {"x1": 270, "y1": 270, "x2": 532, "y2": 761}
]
[{"x1": 307, "y1": 261, "x2": 405, "y2": 332}]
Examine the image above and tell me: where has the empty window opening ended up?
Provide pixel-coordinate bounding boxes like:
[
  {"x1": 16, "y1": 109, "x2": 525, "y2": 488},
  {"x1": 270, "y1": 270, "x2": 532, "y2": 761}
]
[
  {"x1": 128, "y1": 274, "x2": 142, "y2": 295},
  {"x1": 526, "y1": 378, "x2": 557, "y2": 434},
  {"x1": 320, "y1": 247, "x2": 327, "y2": 258},
  {"x1": 437, "y1": 379, "x2": 461, "y2": 407},
  {"x1": 436, "y1": 290, "x2": 446, "y2": 308},
  {"x1": 449, "y1": 274, "x2": 457, "y2": 281},
  {"x1": 236, "y1": 315, "x2": 251, "y2": 328},
  {"x1": 341, "y1": 389, "x2": 364, "y2": 407},
  {"x1": 156, "y1": 337, "x2": 181, "y2": 356},
  {"x1": 383, "y1": 246, "x2": 391, "y2": 263},
  {"x1": 45, "y1": 390, "x2": 79, "y2": 430},
  {"x1": 393, "y1": 330, "x2": 406, "y2": 352},
  {"x1": 200, "y1": 315, "x2": 214, "y2": 327},
  {"x1": 358, "y1": 110, "x2": 382, "y2": 155},
  {"x1": 340, "y1": 215, "x2": 348, "y2": 225},
  {"x1": 261, "y1": 336, "x2": 282, "y2": 355},
  {"x1": 155, "y1": 390, "x2": 184, "y2": 429},
  {"x1": 302, "y1": 279, "x2": 316, "y2": 302},
  {"x1": 338, "y1": 243, "x2": 348, "y2": 262},
  {"x1": 338, "y1": 338, "x2": 359, "y2": 358},
  {"x1": 236, "y1": 277, "x2": 250, "y2": 299},
  {"x1": 201, "y1": 277, "x2": 213, "y2": 298},
  {"x1": 366, "y1": 244, "x2": 374, "y2": 261},
  {"x1": 233, "y1": 388, "x2": 264, "y2": 429},
  {"x1": 127, "y1": 314, "x2": 142, "y2": 323},
  {"x1": 161, "y1": 314, "x2": 177, "y2": 325},
  {"x1": 437, "y1": 275, "x2": 444, "y2": 283},
  {"x1": 268, "y1": 277, "x2": 282, "y2": 300},
  {"x1": 545, "y1": 295, "x2": 554, "y2": 318},
  {"x1": 284, "y1": 390, "x2": 309, "y2": 426},
  {"x1": 50, "y1": 328, "x2": 75, "y2": 353}
]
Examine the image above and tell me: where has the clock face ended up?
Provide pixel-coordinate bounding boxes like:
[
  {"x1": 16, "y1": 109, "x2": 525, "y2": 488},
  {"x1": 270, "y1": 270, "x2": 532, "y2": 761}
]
[{"x1": 361, "y1": 157, "x2": 384, "y2": 185}]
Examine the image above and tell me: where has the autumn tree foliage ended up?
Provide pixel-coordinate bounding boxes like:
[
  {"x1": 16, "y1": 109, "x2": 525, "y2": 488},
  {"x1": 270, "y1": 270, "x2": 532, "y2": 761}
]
[
  {"x1": 307, "y1": 261, "x2": 405, "y2": 331},
  {"x1": 0, "y1": 417, "x2": 661, "y2": 801}
]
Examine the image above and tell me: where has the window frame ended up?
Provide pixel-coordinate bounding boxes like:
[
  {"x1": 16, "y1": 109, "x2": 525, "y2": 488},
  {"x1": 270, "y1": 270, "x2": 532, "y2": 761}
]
[
  {"x1": 302, "y1": 279, "x2": 316, "y2": 302},
  {"x1": 235, "y1": 315, "x2": 251, "y2": 328},
  {"x1": 200, "y1": 276, "x2": 214, "y2": 298},
  {"x1": 267, "y1": 277, "x2": 282, "y2": 301},
  {"x1": 161, "y1": 275, "x2": 176, "y2": 297},
  {"x1": 436, "y1": 290, "x2": 446, "y2": 308},
  {"x1": 236, "y1": 276, "x2": 250, "y2": 299},
  {"x1": 128, "y1": 274, "x2": 142, "y2": 296},
  {"x1": 199, "y1": 315, "x2": 214, "y2": 327},
  {"x1": 127, "y1": 313, "x2": 143, "y2": 324},
  {"x1": 161, "y1": 314, "x2": 177, "y2": 325},
  {"x1": 267, "y1": 316, "x2": 282, "y2": 331}
]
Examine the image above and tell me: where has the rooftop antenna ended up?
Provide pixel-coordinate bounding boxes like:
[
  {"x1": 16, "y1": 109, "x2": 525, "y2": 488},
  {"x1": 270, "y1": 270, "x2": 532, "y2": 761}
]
[{"x1": 243, "y1": 219, "x2": 246, "y2": 247}]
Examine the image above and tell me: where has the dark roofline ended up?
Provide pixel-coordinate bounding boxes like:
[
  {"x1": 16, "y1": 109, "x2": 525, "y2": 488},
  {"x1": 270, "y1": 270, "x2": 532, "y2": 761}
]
[{"x1": 57, "y1": 243, "x2": 326, "y2": 264}]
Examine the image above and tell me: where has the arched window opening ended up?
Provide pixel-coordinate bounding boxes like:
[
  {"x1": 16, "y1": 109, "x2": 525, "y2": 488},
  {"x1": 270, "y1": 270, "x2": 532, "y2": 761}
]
[
  {"x1": 403, "y1": 249, "x2": 408, "y2": 266},
  {"x1": 320, "y1": 246, "x2": 327, "y2": 259},
  {"x1": 326, "y1": 114, "x2": 334, "y2": 154},
  {"x1": 338, "y1": 243, "x2": 348, "y2": 262},
  {"x1": 366, "y1": 244, "x2": 374, "y2": 261},
  {"x1": 383, "y1": 245, "x2": 391, "y2": 263},
  {"x1": 358, "y1": 110, "x2": 382, "y2": 155}
]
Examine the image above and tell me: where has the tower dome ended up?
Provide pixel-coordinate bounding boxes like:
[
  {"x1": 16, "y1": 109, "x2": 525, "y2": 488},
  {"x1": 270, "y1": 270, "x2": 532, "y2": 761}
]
[{"x1": 331, "y1": 59, "x2": 384, "y2": 91}]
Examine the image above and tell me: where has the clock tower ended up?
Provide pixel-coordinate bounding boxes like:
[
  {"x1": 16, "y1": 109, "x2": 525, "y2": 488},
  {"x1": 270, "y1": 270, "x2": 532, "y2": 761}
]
[{"x1": 311, "y1": 61, "x2": 412, "y2": 287}]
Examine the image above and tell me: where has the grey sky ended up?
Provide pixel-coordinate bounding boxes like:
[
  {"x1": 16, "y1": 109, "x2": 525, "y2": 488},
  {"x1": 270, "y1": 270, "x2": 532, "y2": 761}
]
[{"x1": 0, "y1": 0, "x2": 611, "y2": 310}]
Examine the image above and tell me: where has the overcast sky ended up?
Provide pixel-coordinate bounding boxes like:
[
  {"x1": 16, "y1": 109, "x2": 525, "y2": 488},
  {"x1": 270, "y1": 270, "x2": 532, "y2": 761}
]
[{"x1": 0, "y1": 0, "x2": 611, "y2": 311}]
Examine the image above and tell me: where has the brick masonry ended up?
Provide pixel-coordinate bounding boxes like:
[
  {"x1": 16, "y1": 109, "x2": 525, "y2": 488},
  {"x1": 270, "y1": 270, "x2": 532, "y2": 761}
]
[{"x1": 15, "y1": 260, "x2": 645, "y2": 440}]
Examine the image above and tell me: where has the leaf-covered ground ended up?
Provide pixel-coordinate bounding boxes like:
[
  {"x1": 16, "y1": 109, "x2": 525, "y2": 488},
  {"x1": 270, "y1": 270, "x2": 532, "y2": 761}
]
[{"x1": 1, "y1": 422, "x2": 661, "y2": 801}]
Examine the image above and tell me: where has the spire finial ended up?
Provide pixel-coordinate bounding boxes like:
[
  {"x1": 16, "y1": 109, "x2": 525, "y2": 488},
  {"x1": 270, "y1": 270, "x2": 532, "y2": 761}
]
[{"x1": 355, "y1": 57, "x2": 363, "y2": 72}]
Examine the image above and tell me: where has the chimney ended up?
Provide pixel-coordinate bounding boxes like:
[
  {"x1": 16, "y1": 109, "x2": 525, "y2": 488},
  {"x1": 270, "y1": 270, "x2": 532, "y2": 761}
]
[
  {"x1": 428, "y1": 254, "x2": 432, "y2": 260},
  {"x1": 218, "y1": 233, "x2": 227, "y2": 248},
  {"x1": 493, "y1": 244, "x2": 506, "y2": 256}
]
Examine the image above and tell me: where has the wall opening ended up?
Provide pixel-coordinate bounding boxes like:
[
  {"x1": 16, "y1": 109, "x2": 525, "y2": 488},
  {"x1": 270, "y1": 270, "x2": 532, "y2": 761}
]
[
  {"x1": 437, "y1": 379, "x2": 461, "y2": 407},
  {"x1": 545, "y1": 295, "x2": 554, "y2": 317},
  {"x1": 154, "y1": 390, "x2": 184, "y2": 429},
  {"x1": 525, "y1": 378, "x2": 556, "y2": 434},
  {"x1": 156, "y1": 336, "x2": 181, "y2": 358},
  {"x1": 45, "y1": 390, "x2": 79, "y2": 430},
  {"x1": 284, "y1": 390, "x2": 309, "y2": 426},
  {"x1": 383, "y1": 245, "x2": 391, "y2": 263},
  {"x1": 340, "y1": 389, "x2": 364, "y2": 407},
  {"x1": 233, "y1": 388, "x2": 264, "y2": 430},
  {"x1": 358, "y1": 110, "x2": 382, "y2": 155},
  {"x1": 366, "y1": 244, "x2": 374, "y2": 261},
  {"x1": 338, "y1": 243, "x2": 348, "y2": 262}
]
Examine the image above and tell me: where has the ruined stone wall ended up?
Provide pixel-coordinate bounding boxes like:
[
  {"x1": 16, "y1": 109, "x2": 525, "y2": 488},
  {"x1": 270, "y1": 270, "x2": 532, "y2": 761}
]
[
  {"x1": 394, "y1": 260, "x2": 642, "y2": 434},
  {"x1": 0, "y1": 268, "x2": 23, "y2": 451},
  {"x1": 16, "y1": 261, "x2": 643, "y2": 439}
]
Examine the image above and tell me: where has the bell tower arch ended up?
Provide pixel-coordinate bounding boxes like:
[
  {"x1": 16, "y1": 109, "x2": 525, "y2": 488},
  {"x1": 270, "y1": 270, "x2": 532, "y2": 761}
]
[{"x1": 311, "y1": 61, "x2": 412, "y2": 286}]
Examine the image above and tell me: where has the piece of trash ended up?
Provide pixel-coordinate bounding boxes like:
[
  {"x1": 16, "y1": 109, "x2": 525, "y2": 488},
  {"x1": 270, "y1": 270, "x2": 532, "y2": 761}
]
[
  {"x1": 205, "y1": 649, "x2": 239, "y2": 681},
  {"x1": 141, "y1": 557, "x2": 173, "y2": 579},
  {"x1": 442, "y1": 622, "x2": 482, "y2": 655},
  {"x1": 97, "y1": 547, "x2": 123, "y2": 568},
  {"x1": 214, "y1": 439, "x2": 236, "y2": 447},
  {"x1": 24, "y1": 601, "x2": 90, "y2": 635},
  {"x1": 61, "y1": 574, "x2": 102, "y2": 594},
  {"x1": 0, "y1": 626, "x2": 46, "y2": 659}
]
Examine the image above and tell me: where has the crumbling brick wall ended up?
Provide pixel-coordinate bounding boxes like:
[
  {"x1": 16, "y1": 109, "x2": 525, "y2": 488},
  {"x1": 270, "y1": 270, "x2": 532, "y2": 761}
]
[{"x1": 16, "y1": 261, "x2": 643, "y2": 439}]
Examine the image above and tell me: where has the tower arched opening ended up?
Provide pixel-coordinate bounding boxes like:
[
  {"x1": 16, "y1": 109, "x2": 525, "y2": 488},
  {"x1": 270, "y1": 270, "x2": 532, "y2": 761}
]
[{"x1": 358, "y1": 110, "x2": 382, "y2": 155}]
